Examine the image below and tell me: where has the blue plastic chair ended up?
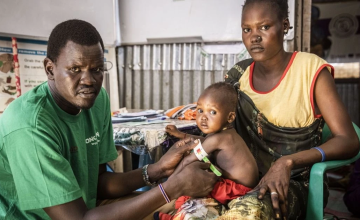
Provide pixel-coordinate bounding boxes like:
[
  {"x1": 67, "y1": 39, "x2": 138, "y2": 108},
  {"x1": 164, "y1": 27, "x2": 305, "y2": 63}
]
[{"x1": 306, "y1": 123, "x2": 360, "y2": 220}]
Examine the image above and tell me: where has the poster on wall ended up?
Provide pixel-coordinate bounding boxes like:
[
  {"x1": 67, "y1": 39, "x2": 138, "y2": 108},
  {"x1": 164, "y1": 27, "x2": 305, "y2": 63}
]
[
  {"x1": 0, "y1": 40, "x2": 16, "y2": 113},
  {"x1": 312, "y1": 1, "x2": 360, "y2": 63},
  {"x1": 0, "y1": 39, "x2": 47, "y2": 113},
  {"x1": 0, "y1": 38, "x2": 119, "y2": 113},
  {"x1": 17, "y1": 42, "x2": 48, "y2": 94}
]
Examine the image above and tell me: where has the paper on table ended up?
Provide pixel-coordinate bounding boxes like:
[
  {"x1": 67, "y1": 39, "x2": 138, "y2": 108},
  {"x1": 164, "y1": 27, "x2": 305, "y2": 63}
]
[
  {"x1": 111, "y1": 116, "x2": 147, "y2": 123},
  {"x1": 116, "y1": 110, "x2": 158, "y2": 118},
  {"x1": 117, "y1": 120, "x2": 171, "y2": 126}
]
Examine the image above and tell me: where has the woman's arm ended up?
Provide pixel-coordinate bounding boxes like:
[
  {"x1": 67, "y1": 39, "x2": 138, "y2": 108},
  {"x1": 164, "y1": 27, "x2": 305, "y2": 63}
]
[
  {"x1": 254, "y1": 68, "x2": 359, "y2": 219},
  {"x1": 277, "y1": 68, "x2": 359, "y2": 170}
]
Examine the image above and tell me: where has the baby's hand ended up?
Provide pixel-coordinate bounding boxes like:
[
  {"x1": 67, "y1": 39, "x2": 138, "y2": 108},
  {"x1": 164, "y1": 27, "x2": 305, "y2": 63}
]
[{"x1": 165, "y1": 125, "x2": 184, "y2": 138}]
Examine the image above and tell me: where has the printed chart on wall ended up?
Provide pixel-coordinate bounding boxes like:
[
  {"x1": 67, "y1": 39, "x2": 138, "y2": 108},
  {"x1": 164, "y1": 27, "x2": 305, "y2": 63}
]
[
  {"x1": 0, "y1": 38, "x2": 118, "y2": 113},
  {"x1": 0, "y1": 39, "x2": 47, "y2": 113},
  {"x1": 0, "y1": 41, "x2": 16, "y2": 113}
]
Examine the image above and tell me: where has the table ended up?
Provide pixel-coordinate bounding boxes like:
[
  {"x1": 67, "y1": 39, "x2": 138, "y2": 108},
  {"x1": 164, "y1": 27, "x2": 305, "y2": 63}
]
[{"x1": 112, "y1": 119, "x2": 198, "y2": 172}]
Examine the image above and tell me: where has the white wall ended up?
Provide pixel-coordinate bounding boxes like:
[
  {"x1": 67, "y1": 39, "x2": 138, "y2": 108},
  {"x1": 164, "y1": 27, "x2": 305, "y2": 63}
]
[
  {"x1": 0, "y1": 0, "x2": 120, "y2": 47},
  {"x1": 118, "y1": 0, "x2": 295, "y2": 45}
]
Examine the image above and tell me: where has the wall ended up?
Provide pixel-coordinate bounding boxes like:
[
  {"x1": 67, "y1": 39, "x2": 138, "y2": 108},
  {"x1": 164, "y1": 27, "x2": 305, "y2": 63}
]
[
  {"x1": 117, "y1": 41, "x2": 294, "y2": 110},
  {"x1": 313, "y1": 1, "x2": 360, "y2": 62},
  {"x1": 115, "y1": 0, "x2": 309, "y2": 110},
  {"x1": 336, "y1": 81, "x2": 359, "y2": 126},
  {"x1": 0, "y1": 0, "x2": 120, "y2": 47},
  {"x1": 118, "y1": 0, "x2": 295, "y2": 45}
]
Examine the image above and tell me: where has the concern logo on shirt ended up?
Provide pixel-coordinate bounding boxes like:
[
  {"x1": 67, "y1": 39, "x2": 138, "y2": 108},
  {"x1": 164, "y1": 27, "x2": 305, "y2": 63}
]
[{"x1": 85, "y1": 132, "x2": 100, "y2": 145}]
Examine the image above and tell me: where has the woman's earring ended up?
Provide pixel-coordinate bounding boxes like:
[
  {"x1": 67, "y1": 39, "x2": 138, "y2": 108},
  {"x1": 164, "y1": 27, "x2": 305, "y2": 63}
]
[{"x1": 284, "y1": 30, "x2": 288, "y2": 35}]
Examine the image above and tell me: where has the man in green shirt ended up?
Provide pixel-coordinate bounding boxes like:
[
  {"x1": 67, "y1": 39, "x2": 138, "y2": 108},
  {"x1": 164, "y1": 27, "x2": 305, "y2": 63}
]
[{"x1": 0, "y1": 19, "x2": 218, "y2": 219}]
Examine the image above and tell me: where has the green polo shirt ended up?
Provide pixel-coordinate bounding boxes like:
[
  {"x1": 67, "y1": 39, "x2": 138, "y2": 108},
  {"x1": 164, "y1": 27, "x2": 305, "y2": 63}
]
[{"x1": 0, "y1": 83, "x2": 118, "y2": 219}]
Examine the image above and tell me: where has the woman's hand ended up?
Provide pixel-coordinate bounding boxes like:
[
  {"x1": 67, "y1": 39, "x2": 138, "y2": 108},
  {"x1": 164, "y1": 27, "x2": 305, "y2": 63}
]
[
  {"x1": 165, "y1": 125, "x2": 185, "y2": 139},
  {"x1": 148, "y1": 138, "x2": 196, "y2": 181},
  {"x1": 249, "y1": 157, "x2": 293, "y2": 220}
]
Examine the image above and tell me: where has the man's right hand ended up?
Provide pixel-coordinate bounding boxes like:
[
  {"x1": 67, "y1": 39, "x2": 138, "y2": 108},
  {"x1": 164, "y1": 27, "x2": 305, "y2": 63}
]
[{"x1": 164, "y1": 161, "x2": 219, "y2": 199}]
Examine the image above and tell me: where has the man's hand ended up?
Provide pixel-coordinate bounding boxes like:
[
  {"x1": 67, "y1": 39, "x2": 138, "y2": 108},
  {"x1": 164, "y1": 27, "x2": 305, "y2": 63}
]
[
  {"x1": 148, "y1": 138, "x2": 196, "y2": 180},
  {"x1": 165, "y1": 161, "x2": 219, "y2": 199},
  {"x1": 249, "y1": 158, "x2": 293, "y2": 220}
]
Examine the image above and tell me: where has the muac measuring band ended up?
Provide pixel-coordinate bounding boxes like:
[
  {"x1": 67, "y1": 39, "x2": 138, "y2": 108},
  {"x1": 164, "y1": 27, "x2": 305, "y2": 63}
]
[{"x1": 193, "y1": 139, "x2": 222, "y2": 177}]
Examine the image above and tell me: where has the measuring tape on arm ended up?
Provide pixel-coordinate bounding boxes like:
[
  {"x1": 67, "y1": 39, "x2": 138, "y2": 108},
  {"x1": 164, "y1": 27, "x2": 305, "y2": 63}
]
[{"x1": 193, "y1": 139, "x2": 222, "y2": 176}]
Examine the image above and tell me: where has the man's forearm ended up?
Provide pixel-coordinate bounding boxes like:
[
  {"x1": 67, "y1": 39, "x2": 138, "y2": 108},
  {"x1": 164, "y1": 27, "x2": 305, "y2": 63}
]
[
  {"x1": 86, "y1": 185, "x2": 172, "y2": 220},
  {"x1": 97, "y1": 163, "x2": 169, "y2": 199},
  {"x1": 97, "y1": 169, "x2": 145, "y2": 199},
  {"x1": 45, "y1": 181, "x2": 181, "y2": 220}
]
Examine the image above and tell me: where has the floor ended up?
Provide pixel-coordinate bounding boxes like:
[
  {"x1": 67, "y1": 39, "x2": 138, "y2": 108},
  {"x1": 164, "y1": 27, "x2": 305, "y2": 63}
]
[{"x1": 325, "y1": 187, "x2": 359, "y2": 219}]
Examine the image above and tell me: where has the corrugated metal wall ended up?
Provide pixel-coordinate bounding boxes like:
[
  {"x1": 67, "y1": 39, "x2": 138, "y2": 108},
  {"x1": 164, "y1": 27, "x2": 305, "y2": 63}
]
[
  {"x1": 117, "y1": 42, "x2": 294, "y2": 110},
  {"x1": 336, "y1": 81, "x2": 360, "y2": 126},
  {"x1": 116, "y1": 43, "x2": 359, "y2": 126},
  {"x1": 117, "y1": 43, "x2": 242, "y2": 110}
]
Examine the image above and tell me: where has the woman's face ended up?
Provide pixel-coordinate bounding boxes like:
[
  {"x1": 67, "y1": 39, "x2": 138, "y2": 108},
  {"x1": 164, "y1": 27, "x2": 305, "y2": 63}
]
[{"x1": 241, "y1": 2, "x2": 287, "y2": 62}]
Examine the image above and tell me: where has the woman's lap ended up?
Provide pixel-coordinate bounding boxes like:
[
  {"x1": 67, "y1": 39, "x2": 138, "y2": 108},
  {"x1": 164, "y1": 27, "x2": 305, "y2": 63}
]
[
  {"x1": 96, "y1": 179, "x2": 312, "y2": 220},
  {"x1": 219, "y1": 180, "x2": 308, "y2": 220}
]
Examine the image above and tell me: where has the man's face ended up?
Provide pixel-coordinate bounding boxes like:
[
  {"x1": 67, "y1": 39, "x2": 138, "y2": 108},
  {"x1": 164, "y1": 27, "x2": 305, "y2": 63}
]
[{"x1": 46, "y1": 41, "x2": 104, "y2": 113}]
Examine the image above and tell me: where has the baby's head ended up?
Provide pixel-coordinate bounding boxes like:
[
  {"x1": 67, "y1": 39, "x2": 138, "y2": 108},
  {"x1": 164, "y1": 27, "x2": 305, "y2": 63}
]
[{"x1": 196, "y1": 82, "x2": 237, "y2": 134}]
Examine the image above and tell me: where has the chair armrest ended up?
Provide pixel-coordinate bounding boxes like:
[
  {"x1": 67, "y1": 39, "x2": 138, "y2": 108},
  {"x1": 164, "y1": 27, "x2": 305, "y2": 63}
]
[
  {"x1": 306, "y1": 151, "x2": 360, "y2": 220},
  {"x1": 313, "y1": 151, "x2": 360, "y2": 172}
]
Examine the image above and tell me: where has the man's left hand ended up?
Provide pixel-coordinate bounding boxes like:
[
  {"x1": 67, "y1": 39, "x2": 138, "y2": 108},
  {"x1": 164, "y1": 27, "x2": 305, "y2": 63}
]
[{"x1": 148, "y1": 137, "x2": 196, "y2": 180}]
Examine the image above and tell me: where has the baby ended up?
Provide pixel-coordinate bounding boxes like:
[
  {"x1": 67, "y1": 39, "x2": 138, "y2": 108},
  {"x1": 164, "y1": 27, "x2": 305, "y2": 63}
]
[{"x1": 160, "y1": 82, "x2": 258, "y2": 219}]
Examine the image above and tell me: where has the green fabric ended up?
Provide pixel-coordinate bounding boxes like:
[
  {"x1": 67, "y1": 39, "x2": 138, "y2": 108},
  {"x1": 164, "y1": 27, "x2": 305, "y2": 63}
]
[{"x1": 0, "y1": 83, "x2": 118, "y2": 219}]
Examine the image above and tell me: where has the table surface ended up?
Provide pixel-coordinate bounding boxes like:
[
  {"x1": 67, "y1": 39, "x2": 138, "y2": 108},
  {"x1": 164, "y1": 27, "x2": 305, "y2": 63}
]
[{"x1": 113, "y1": 119, "x2": 197, "y2": 155}]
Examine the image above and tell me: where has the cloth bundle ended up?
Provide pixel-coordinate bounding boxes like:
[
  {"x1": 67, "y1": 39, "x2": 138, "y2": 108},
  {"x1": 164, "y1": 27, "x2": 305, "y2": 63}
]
[
  {"x1": 165, "y1": 104, "x2": 197, "y2": 120},
  {"x1": 158, "y1": 178, "x2": 252, "y2": 220}
]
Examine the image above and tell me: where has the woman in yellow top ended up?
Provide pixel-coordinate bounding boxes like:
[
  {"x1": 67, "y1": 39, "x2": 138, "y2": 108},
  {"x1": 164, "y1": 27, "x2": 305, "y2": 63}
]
[{"x1": 224, "y1": 0, "x2": 359, "y2": 219}]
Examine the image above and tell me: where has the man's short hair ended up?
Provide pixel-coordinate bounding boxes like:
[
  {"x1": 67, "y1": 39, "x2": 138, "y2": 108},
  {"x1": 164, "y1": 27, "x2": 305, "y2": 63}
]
[{"x1": 47, "y1": 19, "x2": 104, "y2": 63}]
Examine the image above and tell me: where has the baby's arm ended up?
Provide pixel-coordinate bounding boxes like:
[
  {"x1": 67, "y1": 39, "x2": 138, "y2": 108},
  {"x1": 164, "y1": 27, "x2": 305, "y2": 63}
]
[
  {"x1": 165, "y1": 125, "x2": 205, "y2": 141},
  {"x1": 183, "y1": 134, "x2": 259, "y2": 187},
  {"x1": 182, "y1": 136, "x2": 221, "y2": 167}
]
